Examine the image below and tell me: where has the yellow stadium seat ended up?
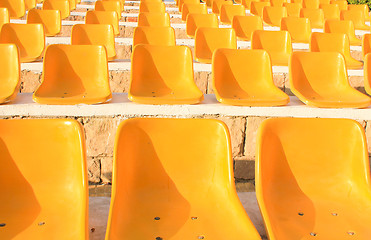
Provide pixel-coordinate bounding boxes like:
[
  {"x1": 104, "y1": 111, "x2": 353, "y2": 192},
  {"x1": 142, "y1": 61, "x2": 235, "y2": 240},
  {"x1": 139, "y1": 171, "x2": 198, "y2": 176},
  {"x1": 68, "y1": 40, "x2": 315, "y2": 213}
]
[
  {"x1": 232, "y1": 15, "x2": 263, "y2": 41},
  {"x1": 67, "y1": 0, "x2": 76, "y2": 10},
  {"x1": 262, "y1": 6, "x2": 287, "y2": 26},
  {"x1": 213, "y1": 49, "x2": 289, "y2": 106},
  {"x1": 324, "y1": 19, "x2": 361, "y2": 45},
  {"x1": 319, "y1": 3, "x2": 340, "y2": 20},
  {"x1": 24, "y1": 0, "x2": 36, "y2": 10},
  {"x1": 0, "y1": 44, "x2": 20, "y2": 104},
  {"x1": 106, "y1": 118, "x2": 261, "y2": 240},
  {"x1": 85, "y1": 10, "x2": 120, "y2": 36},
  {"x1": 71, "y1": 24, "x2": 116, "y2": 61},
  {"x1": 300, "y1": 8, "x2": 325, "y2": 28},
  {"x1": 33, "y1": 45, "x2": 112, "y2": 105},
  {"x1": 363, "y1": 53, "x2": 371, "y2": 95},
  {"x1": 310, "y1": 32, "x2": 362, "y2": 69},
  {"x1": 178, "y1": 0, "x2": 199, "y2": 12},
  {"x1": 220, "y1": 4, "x2": 245, "y2": 24},
  {"x1": 241, "y1": 0, "x2": 258, "y2": 9},
  {"x1": 186, "y1": 13, "x2": 218, "y2": 38},
  {"x1": 281, "y1": 17, "x2": 311, "y2": 43},
  {"x1": 332, "y1": 0, "x2": 347, "y2": 10},
  {"x1": 130, "y1": 45, "x2": 203, "y2": 104},
  {"x1": 212, "y1": 0, "x2": 233, "y2": 15},
  {"x1": 251, "y1": 30, "x2": 292, "y2": 66},
  {"x1": 0, "y1": 23, "x2": 44, "y2": 63},
  {"x1": 250, "y1": 1, "x2": 270, "y2": 17},
  {"x1": 0, "y1": 0, "x2": 25, "y2": 18},
  {"x1": 303, "y1": 0, "x2": 319, "y2": 8},
  {"x1": 43, "y1": 0, "x2": 70, "y2": 20},
  {"x1": 181, "y1": 3, "x2": 207, "y2": 21},
  {"x1": 139, "y1": 2, "x2": 166, "y2": 13},
  {"x1": 95, "y1": 0, "x2": 122, "y2": 19},
  {"x1": 341, "y1": 9, "x2": 369, "y2": 30},
  {"x1": 0, "y1": 8, "x2": 9, "y2": 32},
  {"x1": 290, "y1": 52, "x2": 370, "y2": 108},
  {"x1": 133, "y1": 26, "x2": 176, "y2": 46},
  {"x1": 257, "y1": 117, "x2": 371, "y2": 239},
  {"x1": 27, "y1": 9, "x2": 61, "y2": 36},
  {"x1": 362, "y1": 33, "x2": 371, "y2": 59},
  {"x1": 283, "y1": 2, "x2": 302, "y2": 17},
  {"x1": 0, "y1": 119, "x2": 88, "y2": 240},
  {"x1": 270, "y1": 0, "x2": 286, "y2": 7},
  {"x1": 195, "y1": 27, "x2": 237, "y2": 63},
  {"x1": 348, "y1": 4, "x2": 370, "y2": 21},
  {"x1": 138, "y1": 12, "x2": 170, "y2": 27},
  {"x1": 102, "y1": 0, "x2": 124, "y2": 10}
]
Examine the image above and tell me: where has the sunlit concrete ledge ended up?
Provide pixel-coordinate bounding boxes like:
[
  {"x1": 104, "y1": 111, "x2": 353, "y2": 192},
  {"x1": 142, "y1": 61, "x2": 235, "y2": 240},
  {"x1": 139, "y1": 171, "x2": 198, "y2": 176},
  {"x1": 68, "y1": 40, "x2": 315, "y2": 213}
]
[{"x1": 2, "y1": 93, "x2": 371, "y2": 119}]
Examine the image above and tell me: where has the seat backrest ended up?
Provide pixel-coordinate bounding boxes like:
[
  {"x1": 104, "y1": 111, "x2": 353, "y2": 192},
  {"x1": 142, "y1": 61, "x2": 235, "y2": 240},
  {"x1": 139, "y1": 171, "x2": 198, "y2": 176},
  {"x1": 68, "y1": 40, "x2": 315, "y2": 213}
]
[
  {"x1": 139, "y1": 2, "x2": 166, "y2": 13},
  {"x1": 71, "y1": 24, "x2": 116, "y2": 60},
  {"x1": 0, "y1": 8, "x2": 9, "y2": 31},
  {"x1": 303, "y1": 0, "x2": 319, "y2": 8},
  {"x1": 256, "y1": 117, "x2": 371, "y2": 239},
  {"x1": 220, "y1": 4, "x2": 245, "y2": 24},
  {"x1": 310, "y1": 32, "x2": 350, "y2": 57},
  {"x1": 178, "y1": 0, "x2": 199, "y2": 12},
  {"x1": 0, "y1": 43, "x2": 20, "y2": 103},
  {"x1": 95, "y1": 0, "x2": 122, "y2": 18},
  {"x1": 186, "y1": 13, "x2": 218, "y2": 38},
  {"x1": 251, "y1": 30, "x2": 292, "y2": 55},
  {"x1": 362, "y1": 33, "x2": 371, "y2": 58},
  {"x1": 181, "y1": 3, "x2": 207, "y2": 21},
  {"x1": 138, "y1": 12, "x2": 170, "y2": 27},
  {"x1": 106, "y1": 118, "x2": 261, "y2": 240},
  {"x1": 0, "y1": 23, "x2": 45, "y2": 62},
  {"x1": 283, "y1": 2, "x2": 302, "y2": 17},
  {"x1": 332, "y1": 0, "x2": 347, "y2": 10},
  {"x1": 42, "y1": 0, "x2": 70, "y2": 19},
  {"x1": 232, "y1": 15, "x2": 263, "y2": 41},
  {"x1": 27, "y1": 9, "x2": 61, "y2": 36},
  {"x1": 319, "y1": 3, "x2": 340, "y2": 20},
  {"x1": 250, "y1": 1, "x2": 271, "y2": 16},
  {"x1": 212, "y1": 0, "x2": 233, "y2": 15},
  {"x1": 241, "y1": 0, "x2": 258, "y2": 9},
  {"x1": 348, "y1": 4, "x2": 369, "y2": 19},
  {"x1": 133, "y1": 26, "x2": 176, "y2": 46},
  {"x1": 270, "y1": 0, "x2": 286, "y2": 7},
  {"x1": 0, "y1": 0, "x2": 25, "y2": 18},
  {"x1": 0, "y1": 119, "x2": 88, "y2": 240},
  {"x1": 280, "y1": 17, "x2": 311, "y2": 43},
  {"x1": 340, "y1": 9, "x2": 368, "y2": 30},
  {"x1": 262, "y1": 6, "x2": 287, "y2": 26},
  {"x1": 85, "y1": 10, "x2": 120, "y2": 35},
  {"x1": 194, "y1": 27, "x2": 237, "y2": 63},
  {"x1": 33, "y1": 44, "x2": 112, "y2": 104},
  {"x1": 324, "y1": 19, "x2": 360, "y2": 45},
  {"x1": 129, "y1": 45, "x2": 203, "y2": 104},
  {"x1": 300, "y1": 8, "x2": 325, "y2": 28}
]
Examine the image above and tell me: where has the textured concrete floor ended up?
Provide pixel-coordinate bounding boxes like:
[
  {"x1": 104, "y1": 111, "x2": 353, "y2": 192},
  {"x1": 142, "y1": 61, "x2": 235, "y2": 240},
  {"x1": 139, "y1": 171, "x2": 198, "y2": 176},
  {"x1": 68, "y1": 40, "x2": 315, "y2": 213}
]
[{"x1": 89, "y1": 192, "x2": 268, "y2": 240}]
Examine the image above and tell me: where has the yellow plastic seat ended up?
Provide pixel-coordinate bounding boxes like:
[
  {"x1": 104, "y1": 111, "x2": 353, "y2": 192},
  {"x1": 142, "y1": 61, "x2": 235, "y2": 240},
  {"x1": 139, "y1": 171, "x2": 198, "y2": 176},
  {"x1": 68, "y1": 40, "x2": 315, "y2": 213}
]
[
  {"x1": 0, "y1": 119, "x2": 88, "y2": 240},
  {"x1": 310, "y1": 32, "x2": 362, "y2": 69},
  {"x1": 130, "y1": 45, "x2": 203, "y2": 104},
  {"x1": 85, "y1": 10, "x2": 119, "y2": 36},
  {"x1": 341, "y1": 9, "x2": 369, "y2": 30},
  {"x1": 300, "y1": 8, "x2": 325, "y2": 28},
  {"x1": 43, "y1": 0, "x2": 70, "y2": 20},
  {"x1": 186, "y1": 13, "x2": 218, "y2": 38},
  {"x1": 362, "y1": 33, "x2": 371, "y2": 59},
  {"x1": 0, "y1": 44, "x2": 20, "y2": 104},
  {"x1": 138, "y1": 12, "x2": 170, "y2": 27},
  {"x1": 0, "y1": 23, "x2": 44, "y2": 63},
  {"x1": 324, "y1": 19, "x2": 361, "y2": 45},
  {"x1": 67, "y1": 0, "x2": 76, "y2": 10},
  {"x1": 270, "y1": 0, "x2": 286, "y2": 7},
  {"x1": 178, "y1": 0, "x2": 199, "y2": 12},
  {"x1": 195, "y1": 27, "x2": 237, "y2": 63},
  {"x1": 24, "y1": 0, "x2": 36, "y2": 10},
  {"x1": 262, "y1": 6, "x2": 287, "y2": 26},
  {"x1": 257, "y1": 117, "x2": 371, "y2": 240},
  {"x1": 95, "y1": 0, "x2": 122, "y2": 19},
  {"x1": 106, "y1": 118, "x2": 262, "y2": 240},
  {"x1": 250, "y1": 1, "x2": 270, "y2": 17},
  {"x1": 213, "y1": 49, "x2": 289, "y2": 106},
  {"x1": 0, "y1": 8, "x2": 9, "y2": 32},
  {"x1": 71, "y1": 24, "x2": 116, "y2": 61},
  {"x1": 302, "y1": 0, "x2": 319, "y2": 8},
  {"x1": 212, "y1": 0, "x2": 232, "y2": 15},
  {"x1": 133, "y1": 26, "x2": 176, "y2": 46},
  {"x1": 363, "y1": 53, "x2": 371, "y2": 95},
  {"x1": 181, "y1": 3, "x2": 207, "y2": 21},
  {"x1": 33, "y1": 44, "x2": 112, "y2": 105},
  {"x1": 348, "y1": 4, "x2": 370, "y2": 21},
  {"x1": 251, "y1": 30, "x2": 292, "y2": 66},
  {"x1": 232, "y1": 15, "x2": 263, "y2": 41},
  {"x1": 283, "y1": 2, "x2": 302, "y2": 17},
  {"x1": 0, "y1": 0, "x2": 25, "y2": 18},
  {"x1": 241, "y1": 0, "x2": 258, "y2": 9},
  {"x1": 319, "y1": 3, "x2": 340, "y2": 20},
  {"x1": 220, "y1": 4, "x2": 245, "y2": 24},
  {"x1": 290, "y1": 52, "x2": 370, "y2": 108},
  {"x1": 332, "y1": 0, "x2": 347, "y2": 10},
  {"x1": 27, "y1": 9, "x2": 61, "y2": 36},
  {"x1": 281, "y1": 17, "x2": 311, "y2": 43},
  {"x1": 102, "y1": 0, "x2": 124, "y2": 10},
  {"x1": 139, "y1": 2, "x2": 166, "y2": 13}
]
